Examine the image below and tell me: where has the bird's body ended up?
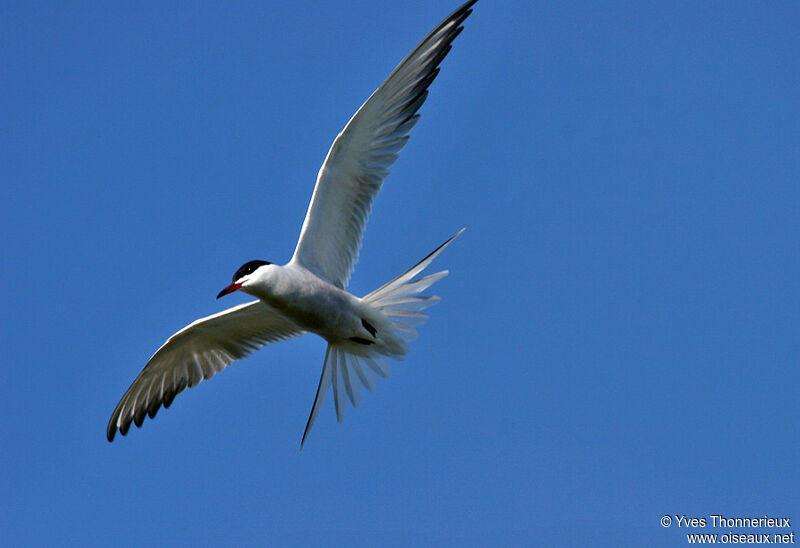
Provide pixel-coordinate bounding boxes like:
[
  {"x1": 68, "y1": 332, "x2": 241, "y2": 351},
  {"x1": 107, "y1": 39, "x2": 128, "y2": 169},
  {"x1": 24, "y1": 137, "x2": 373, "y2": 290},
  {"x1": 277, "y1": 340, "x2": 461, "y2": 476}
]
[
  {"x1": 107, "y1": 0, "x2": 478, "y2": 446},
  {"x1": 243, "y1": 261, "x2": 403, "y2": 357}
]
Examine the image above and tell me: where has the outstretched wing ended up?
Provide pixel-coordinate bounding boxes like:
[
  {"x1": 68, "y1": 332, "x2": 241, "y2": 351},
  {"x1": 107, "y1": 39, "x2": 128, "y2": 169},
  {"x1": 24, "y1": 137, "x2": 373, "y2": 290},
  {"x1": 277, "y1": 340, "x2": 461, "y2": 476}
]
[
  {"x1": 290, "y1": 0, "x2": 477, "y2": 288},
  {"x1": 107, "y1": 300, "x2": 303, "y2": 441}
]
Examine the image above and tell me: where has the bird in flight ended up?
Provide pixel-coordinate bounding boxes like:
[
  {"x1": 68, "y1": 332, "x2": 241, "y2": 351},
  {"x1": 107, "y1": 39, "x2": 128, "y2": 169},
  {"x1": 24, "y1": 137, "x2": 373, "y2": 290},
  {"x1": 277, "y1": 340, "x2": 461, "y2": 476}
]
[{"x1": 107, "y1": 0, "x2": 478, "y2": 447}]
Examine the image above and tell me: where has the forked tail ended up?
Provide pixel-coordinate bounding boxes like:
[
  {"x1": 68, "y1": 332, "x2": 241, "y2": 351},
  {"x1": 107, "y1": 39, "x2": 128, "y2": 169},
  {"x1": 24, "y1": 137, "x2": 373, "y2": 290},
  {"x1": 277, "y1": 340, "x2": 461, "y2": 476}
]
[{"x1": 300, "y1": 229, "x2": 464, "y2": 448}]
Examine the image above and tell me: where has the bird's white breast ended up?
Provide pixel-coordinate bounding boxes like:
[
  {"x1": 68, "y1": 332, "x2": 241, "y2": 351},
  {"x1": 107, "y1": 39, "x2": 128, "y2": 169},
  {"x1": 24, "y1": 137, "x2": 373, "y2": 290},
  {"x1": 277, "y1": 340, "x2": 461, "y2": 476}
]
[{"x1": 246, "y1": 263, "x2": 367, "y2": 342}]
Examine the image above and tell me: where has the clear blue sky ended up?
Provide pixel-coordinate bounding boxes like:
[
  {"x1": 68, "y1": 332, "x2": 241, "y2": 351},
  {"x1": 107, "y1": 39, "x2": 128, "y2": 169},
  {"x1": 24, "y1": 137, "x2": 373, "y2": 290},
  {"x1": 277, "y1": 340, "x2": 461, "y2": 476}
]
[{"x1": 2, "y1": 1, "x2": 798, "y2": 546}]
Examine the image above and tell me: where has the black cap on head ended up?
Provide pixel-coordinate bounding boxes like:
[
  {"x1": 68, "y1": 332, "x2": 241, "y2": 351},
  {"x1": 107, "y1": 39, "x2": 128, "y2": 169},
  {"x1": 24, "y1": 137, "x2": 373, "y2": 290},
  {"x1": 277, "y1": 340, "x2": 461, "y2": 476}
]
[{"x1": 233, "y1": 260, "x2": 271, "y2": 282}]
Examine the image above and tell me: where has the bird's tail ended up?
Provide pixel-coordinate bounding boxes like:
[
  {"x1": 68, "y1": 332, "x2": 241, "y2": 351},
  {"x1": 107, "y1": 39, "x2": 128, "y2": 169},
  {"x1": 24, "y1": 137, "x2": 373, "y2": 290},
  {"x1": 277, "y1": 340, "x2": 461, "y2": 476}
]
[{"x1": 300, "y1": 229, "x2": 464, "y2": 448}]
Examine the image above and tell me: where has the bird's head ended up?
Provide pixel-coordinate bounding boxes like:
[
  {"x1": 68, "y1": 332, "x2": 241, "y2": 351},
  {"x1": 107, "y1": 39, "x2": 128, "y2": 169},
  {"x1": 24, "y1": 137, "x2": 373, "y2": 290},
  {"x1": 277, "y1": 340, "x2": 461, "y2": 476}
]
[{"x1": 216, "y1": 260, "x2": 273, "y2": 299}]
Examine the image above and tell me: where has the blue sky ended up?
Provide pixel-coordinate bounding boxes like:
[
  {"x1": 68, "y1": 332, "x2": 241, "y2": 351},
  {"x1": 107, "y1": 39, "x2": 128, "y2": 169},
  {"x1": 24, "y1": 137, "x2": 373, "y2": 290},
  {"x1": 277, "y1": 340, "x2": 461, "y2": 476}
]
[{"x1": 2, "y1": 1, "x2": 798, "y2": 546}]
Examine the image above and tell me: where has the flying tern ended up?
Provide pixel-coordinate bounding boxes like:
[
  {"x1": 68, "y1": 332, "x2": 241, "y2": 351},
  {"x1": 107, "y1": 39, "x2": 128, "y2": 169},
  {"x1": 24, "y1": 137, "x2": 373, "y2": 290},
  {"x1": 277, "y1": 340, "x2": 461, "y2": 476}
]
[{"x1": 107, "y1": 0, "x2": 477, "y2": 447}]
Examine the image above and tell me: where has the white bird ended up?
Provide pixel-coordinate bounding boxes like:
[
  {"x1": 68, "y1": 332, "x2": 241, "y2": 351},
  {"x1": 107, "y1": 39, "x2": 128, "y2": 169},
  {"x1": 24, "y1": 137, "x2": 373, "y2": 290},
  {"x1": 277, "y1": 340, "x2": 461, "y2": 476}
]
[{"x1": 107, "y1": 0, "x2": 477, "y2": 447}]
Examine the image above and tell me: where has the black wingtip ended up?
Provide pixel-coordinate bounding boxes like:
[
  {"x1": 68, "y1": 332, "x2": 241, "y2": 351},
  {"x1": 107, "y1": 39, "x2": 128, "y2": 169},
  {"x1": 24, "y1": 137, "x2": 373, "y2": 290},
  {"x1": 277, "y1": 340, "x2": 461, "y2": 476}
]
[
  {"x1": 107, "y1": 411, "x2": 122, "y2": 442},
  {"x1": 450, "y1": 0, "x2": 479, "y2": 27}
]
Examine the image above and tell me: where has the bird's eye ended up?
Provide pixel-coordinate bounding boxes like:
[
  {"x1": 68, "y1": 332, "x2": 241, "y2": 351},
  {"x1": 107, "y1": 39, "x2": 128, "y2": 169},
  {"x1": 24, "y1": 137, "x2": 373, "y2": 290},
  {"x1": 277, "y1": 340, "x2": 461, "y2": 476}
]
[{"x1": 233, "y1": 260, "x2": 271, "y2": 282}]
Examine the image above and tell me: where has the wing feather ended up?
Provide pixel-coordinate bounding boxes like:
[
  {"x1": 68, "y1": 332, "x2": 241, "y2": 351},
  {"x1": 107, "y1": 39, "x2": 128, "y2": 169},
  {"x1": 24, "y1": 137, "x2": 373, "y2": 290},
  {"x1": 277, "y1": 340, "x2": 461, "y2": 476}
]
[
  {"x1": 290, "y1": 0, "x2": 477, "y2": 288},
  {"x1": 107, "y1": 300, "x2": 303, "y2": 441}
]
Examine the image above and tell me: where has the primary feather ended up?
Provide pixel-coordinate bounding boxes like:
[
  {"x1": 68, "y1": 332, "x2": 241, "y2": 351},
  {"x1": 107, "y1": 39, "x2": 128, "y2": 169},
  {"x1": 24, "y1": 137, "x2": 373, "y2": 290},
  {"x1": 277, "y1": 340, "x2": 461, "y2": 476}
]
[
  {"x1": 107, "y1": 301, "x2": 302, "y2": 441},
  {"x1": 291, "y1": 0, "x2": 478, "y2": 288}
]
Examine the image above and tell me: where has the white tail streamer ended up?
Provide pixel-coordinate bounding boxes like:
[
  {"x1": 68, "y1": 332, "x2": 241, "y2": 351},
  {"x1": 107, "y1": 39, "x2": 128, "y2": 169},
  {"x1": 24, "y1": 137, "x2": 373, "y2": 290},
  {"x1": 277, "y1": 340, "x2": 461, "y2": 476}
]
[{"x1": 300, "y1": 229, "x2": 463, "y2": 448}]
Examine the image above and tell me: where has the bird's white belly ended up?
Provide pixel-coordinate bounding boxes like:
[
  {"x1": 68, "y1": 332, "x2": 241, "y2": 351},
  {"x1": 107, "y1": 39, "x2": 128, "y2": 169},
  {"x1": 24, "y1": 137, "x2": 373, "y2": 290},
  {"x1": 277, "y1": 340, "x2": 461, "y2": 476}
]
[
  {"x1": 284, "y1": 290, "x2": 359, "y2": 339},
  {"x1": 251, "y1": 272, "x2": 367, "y2": 342}
]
